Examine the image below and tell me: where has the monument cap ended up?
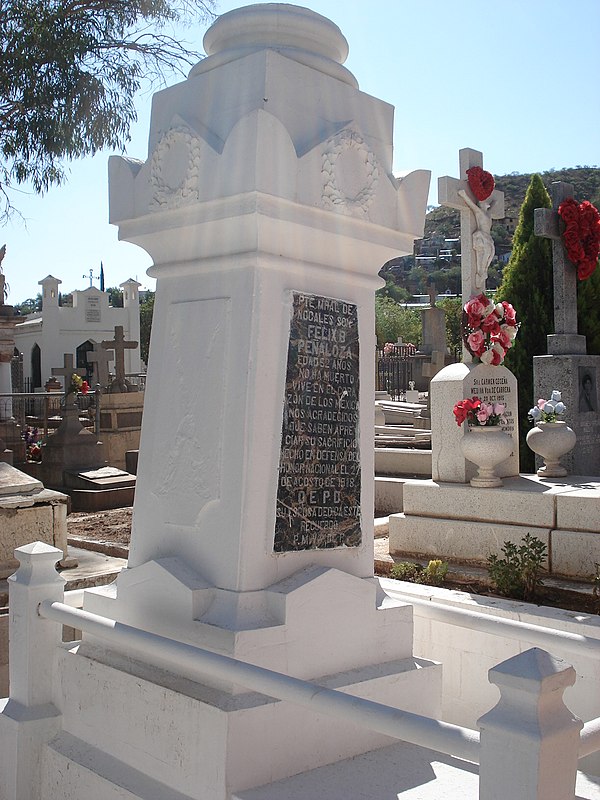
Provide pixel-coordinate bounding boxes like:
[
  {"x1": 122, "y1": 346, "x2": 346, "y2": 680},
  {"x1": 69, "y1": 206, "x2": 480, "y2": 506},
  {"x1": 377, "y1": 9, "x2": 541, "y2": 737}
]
[{"x1": 191, "y1": 3, "x2": 357, "y2": 87}]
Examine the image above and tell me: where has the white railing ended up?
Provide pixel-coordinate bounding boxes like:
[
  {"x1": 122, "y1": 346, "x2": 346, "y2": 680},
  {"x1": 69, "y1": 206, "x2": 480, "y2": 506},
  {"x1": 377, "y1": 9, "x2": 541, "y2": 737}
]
[
  {"x1": 38, "y1": 599, "x2": 481, "y2": 763},
  {"x1": 0, "y1": 543, "x2": 591, "y2": 800},
  {"x1": 382, "y1": 581, "x2": 600, "y2": 661}
]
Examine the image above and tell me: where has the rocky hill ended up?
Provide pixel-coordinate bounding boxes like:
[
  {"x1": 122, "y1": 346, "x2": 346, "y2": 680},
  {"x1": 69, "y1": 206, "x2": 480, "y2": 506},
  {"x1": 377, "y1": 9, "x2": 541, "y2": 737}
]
[{"x1": 424, "y1": 166, "x2": 600, "y2": 240}]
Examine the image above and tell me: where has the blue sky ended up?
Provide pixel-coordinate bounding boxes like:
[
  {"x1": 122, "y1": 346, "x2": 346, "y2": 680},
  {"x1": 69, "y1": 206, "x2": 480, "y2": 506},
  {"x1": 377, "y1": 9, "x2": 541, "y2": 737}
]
[{"x1": 3, "y1": 0, "x2": 599, "y2": 303}]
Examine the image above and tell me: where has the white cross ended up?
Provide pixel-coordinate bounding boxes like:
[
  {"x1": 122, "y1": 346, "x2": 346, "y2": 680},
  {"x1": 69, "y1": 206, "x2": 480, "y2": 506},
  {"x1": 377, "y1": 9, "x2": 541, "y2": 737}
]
[{"x1": 438, "y1": 148, "x2": 505, "y2": 303}]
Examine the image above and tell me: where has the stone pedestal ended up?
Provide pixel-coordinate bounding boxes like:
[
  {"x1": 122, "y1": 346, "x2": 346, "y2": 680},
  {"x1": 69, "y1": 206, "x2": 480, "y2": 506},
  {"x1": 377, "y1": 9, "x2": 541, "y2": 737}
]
[
  {"x1": 0, "y1": 463, "x2": 72, "y2": 579},
  {"x1": 389, "y1": 473, "x2": 600, "y2": 580},
  {"x1": 98, "y1": 391, "x2": 144, "y2": 470},
  {"x1": 533, "y1": 353, "x2": 600, "y2": 476},
  {"x1": 37, "y1": 402, "x2": 105, "y2": 490}
]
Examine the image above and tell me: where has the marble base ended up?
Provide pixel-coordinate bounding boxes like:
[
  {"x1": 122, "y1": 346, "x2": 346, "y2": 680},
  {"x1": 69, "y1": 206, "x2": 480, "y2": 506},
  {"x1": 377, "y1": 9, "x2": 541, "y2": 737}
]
[{"x1": 389, "y1": 474, "x2": 600, "y2": 580}]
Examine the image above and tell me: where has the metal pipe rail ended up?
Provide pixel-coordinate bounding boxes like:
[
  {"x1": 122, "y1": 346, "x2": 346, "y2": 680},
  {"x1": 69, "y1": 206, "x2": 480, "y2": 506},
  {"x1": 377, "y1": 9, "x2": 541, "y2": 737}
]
[
  {"x1": 383, "y1": 582, "x2": 600, "y2": 757},
  {"x1": 382, "y1": 581, "x2": 600, "y2": 661},
  {"x1": 39, "y1": 599, "x2": 481, "y2": 764}
]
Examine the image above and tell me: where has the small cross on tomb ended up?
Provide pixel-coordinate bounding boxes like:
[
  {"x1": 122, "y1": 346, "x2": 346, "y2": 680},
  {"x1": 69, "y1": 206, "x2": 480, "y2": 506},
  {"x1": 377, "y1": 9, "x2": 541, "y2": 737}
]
[
  {"x1": 427, "y1": 281, "x2": 438, "y2": 308},
  {"x1": 534, "y1": 181, "x2": 587, "y2": 356},
  {"x1": 87, "y1": 343, "x2": 114, "y2": 389},
  {"x1": 438, "y1": 148, "x2": 505, "y2": 303},
  {"x1": 52, "y1": 353, "x2": 86, "y2": 397},
  {"x1": 102, "y1": 325, "x2": 138, "y2": 392}
]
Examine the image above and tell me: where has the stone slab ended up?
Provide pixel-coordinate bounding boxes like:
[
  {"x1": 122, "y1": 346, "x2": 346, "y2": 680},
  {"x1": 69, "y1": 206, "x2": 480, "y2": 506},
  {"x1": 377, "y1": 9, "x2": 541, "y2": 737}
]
[
  {"x1": 551, "y1": 529, "x2": 600, "y2": 579},
  {"x1": 64, "y1": 468, "x2": 136, "y2": 490},
  {"x1": 69, "y1": 486, "x2": 135, "y2": 512},
  {"x1": 0, "y1": 495, "x2": 69, "y2": 578},
  {"x1": 555, "y1": 480, "x2": 600, "y2": 532},
  {"x1": 389, "y1": 514, "x2": 550, "y2": 566},
  {"x1": 374, "y1": 477, "x2": 427, "y2": 517},
  {"x1": 0, "y1": 461, "x2": 43, "y2": 496},
  {"x1": 374, "y1": 448, "x2": 432, "y2": 477},
  {"x1": 402, "y1": 477, "x2": 557, "y2": 527}
]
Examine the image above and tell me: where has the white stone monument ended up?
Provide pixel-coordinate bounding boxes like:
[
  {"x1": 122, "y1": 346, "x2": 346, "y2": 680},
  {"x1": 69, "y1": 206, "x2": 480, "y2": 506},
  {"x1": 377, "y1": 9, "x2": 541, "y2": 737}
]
[
  {"x1": 2, "y1": 6, "x2": 442, "y2": 797},
  {"x1": 430, "y1": 148, "x2": 519, "y2": 483}
]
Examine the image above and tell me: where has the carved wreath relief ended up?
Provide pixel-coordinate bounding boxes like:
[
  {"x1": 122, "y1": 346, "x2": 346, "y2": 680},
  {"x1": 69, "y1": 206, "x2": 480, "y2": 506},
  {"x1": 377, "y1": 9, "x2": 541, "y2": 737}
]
[
  {"x1": 321, "y1": 129, "x2": 378, "y2": 218},
  {"x1": 150, "y1": 127, "x2": 202, "y2": 210}
]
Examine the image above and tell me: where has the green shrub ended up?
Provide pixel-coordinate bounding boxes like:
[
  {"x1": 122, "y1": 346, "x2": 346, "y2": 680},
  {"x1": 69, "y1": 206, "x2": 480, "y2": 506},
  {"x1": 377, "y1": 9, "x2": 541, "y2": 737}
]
[
  {"x1": 487, "y1": 534, "x2": 547, "y2": 601},
  {"x1": 390, "y1": 559, "x2": 448, "y2": 587}
]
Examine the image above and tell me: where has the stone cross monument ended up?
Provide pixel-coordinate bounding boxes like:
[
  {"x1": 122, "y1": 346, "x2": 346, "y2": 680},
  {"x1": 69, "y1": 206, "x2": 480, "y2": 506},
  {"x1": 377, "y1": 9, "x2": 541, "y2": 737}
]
[
  {"x1": 51, "y1": 353, "x2": 86, "y2": 398},
  {"x1": 533, "y1": 181, "x2": 600, "y2": 475},
  {"x1": 534, "y1": 181, "x2": 587, "y2": 356},
  {"x1": 22, "y1": 6, "x2": 441, "y2": 795},
  {"x1": 439, "y1": 148, "x2": 505, "y2": 305},
  {"x1": 101, "y1": 325, "x2": 137, "y2": 392},
  {"x1": 431, "y1": 148, "x2": 518, "y2": 483},
  {"x1": 87, "y1": 342, "x2": 114, "y2": 389}
]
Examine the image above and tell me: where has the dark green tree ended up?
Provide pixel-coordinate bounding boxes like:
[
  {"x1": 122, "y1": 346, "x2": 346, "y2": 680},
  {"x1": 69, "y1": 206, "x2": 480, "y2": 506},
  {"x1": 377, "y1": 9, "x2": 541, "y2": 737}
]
[
  {"x1": 0, "y1": 0, "x2": 215, "y2": 219},
  {"x1": 107, "y1": 286, "x2": 124, "y2": 308},
  {"x1": 375, "y1": 296, "x2": 421, "y2": 348},
  {"x1": 577, "y1": 257, "x2": 600, "y2": 355},
  {"x1": 495, "y1": 174, "x2": 552, "y2": 472},
  {"x1": 139, "y1": 290, "x2": 155, "y2": 364},
  {"x1": 375, "y1": 279, "x2": 411, "y2": 304},
  {"x1": 437, "y1": 296, "x2": 462, "y2": 360}
]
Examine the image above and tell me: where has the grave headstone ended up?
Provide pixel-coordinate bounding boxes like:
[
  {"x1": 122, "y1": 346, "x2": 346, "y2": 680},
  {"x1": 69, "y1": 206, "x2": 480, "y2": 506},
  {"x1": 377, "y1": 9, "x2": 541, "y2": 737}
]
[
  {"x1": 533, "y1": 181, "x2": 600, "y2": 475},
  {"x1": 38, "y1": 353, "x2": 106, "y2": 490},
  {"x1": 23, "y1": 6, "x2": 441, "y2": 795},
  {"x1": 431, "y1": 149, "x2": 518, "y2": 482}
]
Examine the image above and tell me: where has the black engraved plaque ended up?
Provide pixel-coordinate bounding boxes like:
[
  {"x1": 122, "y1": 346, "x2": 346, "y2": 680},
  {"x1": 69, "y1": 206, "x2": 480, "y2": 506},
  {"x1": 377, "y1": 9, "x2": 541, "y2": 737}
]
[{"x1": 274, "y1": 292, "x2": 361, "y2": 552}]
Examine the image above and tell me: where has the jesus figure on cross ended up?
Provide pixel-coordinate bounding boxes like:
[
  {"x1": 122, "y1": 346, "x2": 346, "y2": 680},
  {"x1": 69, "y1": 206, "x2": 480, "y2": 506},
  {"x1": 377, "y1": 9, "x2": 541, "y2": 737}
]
[{"x1": 457, "y1": 188, "x2": 499, "y2": 293}]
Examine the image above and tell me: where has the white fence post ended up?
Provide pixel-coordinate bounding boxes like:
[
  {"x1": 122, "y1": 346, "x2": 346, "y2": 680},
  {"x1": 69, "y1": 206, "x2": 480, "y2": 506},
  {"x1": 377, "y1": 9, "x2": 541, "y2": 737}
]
[
  {"x1": 478, "y1": 647, "x2": 583, "y2": 800},
  {"x1": 0, "y1": 542, "x2": 65, "y2": 800}
]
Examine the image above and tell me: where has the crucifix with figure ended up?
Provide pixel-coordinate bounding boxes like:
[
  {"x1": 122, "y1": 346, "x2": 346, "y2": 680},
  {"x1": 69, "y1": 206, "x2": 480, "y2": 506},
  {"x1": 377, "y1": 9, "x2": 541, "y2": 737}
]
[
  {"x1": 534, "y1": 181, "x2": 587, "y2": 356},
  {"x1": 102, "y1": 325, "x2": 138, "y2": 393},
  {"x1": 52, "y1": 353, "x2": 86, "y2": 398},
  {"x1": 438, "y1": 148, "x2": 505, "y2": 304}
]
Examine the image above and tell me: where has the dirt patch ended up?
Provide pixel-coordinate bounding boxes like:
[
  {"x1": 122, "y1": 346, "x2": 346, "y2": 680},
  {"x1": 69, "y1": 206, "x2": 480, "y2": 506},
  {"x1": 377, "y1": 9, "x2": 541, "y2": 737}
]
[
  {"x1": 67, "y1": 508, "x2": 599, "y2": 616},
  {"x1": 67, "y1": 507, "x2": 132, "y2": 546}
]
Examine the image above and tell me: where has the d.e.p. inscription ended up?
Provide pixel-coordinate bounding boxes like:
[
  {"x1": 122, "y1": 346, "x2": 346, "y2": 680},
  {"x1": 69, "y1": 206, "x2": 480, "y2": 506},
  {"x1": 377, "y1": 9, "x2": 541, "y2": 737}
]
[{"x1": 274, "y1": 292, "x2": 360, "y2": 552}]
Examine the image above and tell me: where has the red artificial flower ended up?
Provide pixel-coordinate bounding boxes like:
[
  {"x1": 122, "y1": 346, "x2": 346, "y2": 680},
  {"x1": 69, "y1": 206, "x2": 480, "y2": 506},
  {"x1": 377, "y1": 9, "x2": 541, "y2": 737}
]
[
  {"x1": 501, "y1": 301, "x2": 516, "y2": 325},
  {"x1": 466, "y1": 166, "x2": 495, "y2": 202},
  {"x1": 481, "y1": 313, "x2": 501, "y2": 334},
  {"x1": 81, "y1": 381, "x2": 89, "y2": 395},
  {"x1": 453, "y1": 396, "x2": 482, "y2": 426},
  {"x1": 558, "y1": 197, "x2": 600, "y2": 281}
]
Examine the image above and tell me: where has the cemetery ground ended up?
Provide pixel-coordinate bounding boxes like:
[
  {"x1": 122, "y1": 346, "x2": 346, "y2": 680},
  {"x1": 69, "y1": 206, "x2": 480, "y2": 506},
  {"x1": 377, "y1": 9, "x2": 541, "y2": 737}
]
[{"x1": 57, "y1": 506, "x2": 600, "y2": 616}]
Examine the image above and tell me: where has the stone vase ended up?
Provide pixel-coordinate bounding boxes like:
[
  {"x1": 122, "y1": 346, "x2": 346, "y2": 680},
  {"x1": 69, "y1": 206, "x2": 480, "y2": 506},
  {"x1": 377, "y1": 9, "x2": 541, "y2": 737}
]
[
  {"x1": 460, "y1": 425, "x2": 513, "y2": 488},
  {"x1": 526, "y1": 421, "x2": 576, "y2": 478}
]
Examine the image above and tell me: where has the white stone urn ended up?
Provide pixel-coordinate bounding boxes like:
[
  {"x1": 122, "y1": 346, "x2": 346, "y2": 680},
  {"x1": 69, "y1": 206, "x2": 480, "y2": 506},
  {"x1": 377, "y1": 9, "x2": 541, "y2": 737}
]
[
  {"x1": 460, "y1": 426, "x2": 513, "y2": 488},
  {"x1": 526, "y1": 421, "x2": 576, "y2": 478}
]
